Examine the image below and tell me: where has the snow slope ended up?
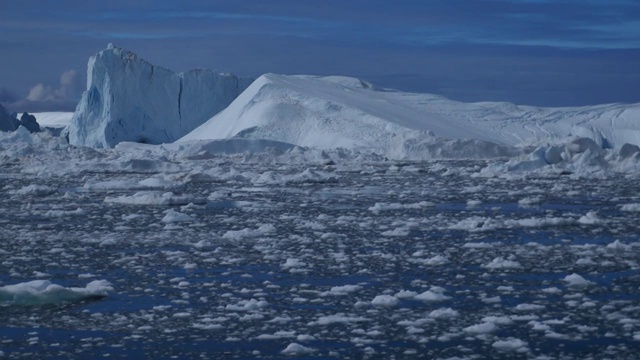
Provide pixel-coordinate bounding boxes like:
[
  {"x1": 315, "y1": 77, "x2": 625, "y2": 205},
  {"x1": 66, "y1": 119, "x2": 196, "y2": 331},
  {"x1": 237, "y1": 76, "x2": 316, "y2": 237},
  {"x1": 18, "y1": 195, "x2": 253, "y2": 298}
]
[
  {"x1": 180, "y1": 74, "x2": 640, "y2": 159},
  {"x1": 69, "y1": 44, "x2": 252, "y2": 148},
  {"x1": 32, "y1": 112, "x2": 73, "y2": 129}
]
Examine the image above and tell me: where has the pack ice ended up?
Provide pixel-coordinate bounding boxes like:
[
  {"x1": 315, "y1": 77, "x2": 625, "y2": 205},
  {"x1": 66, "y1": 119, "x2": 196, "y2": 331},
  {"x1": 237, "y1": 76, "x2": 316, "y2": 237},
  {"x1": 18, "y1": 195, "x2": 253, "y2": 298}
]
[{"x1": 68, "y1": 43, "x2": 252, "y2": 148}]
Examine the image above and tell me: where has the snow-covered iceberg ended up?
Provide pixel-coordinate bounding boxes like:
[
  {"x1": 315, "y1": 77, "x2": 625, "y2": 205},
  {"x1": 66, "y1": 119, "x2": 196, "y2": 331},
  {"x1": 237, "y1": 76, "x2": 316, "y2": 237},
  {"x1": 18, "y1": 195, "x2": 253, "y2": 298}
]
[
  {"x1": 68, "y1": 44, "x2": 252, "y2": 148},
  {"x1": 179, "y1": 73, "x2": 640, "y2": 160},
  {"x1": 0, "y1": 280, "x2": 113, "y2": 305}
]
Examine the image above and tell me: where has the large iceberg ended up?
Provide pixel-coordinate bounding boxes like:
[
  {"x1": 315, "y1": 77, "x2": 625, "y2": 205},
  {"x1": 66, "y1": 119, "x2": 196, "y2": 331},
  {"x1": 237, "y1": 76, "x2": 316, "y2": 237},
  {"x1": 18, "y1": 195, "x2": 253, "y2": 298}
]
[
  {"x1": 179, "y1": 74, "x2": 640, "y2": 159},
  {"x1": 69, "y1": 44, "x2": 252, "y2": 148}
]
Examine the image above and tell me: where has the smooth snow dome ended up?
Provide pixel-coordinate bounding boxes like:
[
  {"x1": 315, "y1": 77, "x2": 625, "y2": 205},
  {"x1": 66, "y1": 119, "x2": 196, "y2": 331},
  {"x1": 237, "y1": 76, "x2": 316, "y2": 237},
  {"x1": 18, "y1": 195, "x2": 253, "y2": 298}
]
[
  {"x1": 180, "y1": 73, "x2": 640, "y2": 159},
  {"x1": 68, "y1": 44, "x2": 252, "y2": 148}
]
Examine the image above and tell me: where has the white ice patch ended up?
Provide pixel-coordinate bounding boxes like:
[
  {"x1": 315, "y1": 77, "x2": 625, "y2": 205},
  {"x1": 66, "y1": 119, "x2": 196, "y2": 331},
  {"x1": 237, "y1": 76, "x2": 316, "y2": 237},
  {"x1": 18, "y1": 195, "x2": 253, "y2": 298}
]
[
  {"x1": 225, "y1": 299, "x2": 269, "y2": 311},
  {"x1": 429, "y1": 308, "x2": 459, "y2": 319},
  {"x1": 105, "y1": 191, "x2": 206, "y2": 206},
  {"x1": 371, "y1": 294, "x2": 400, "y2": 307},
  {"x1": 161, "y1": 210, "x2": 195, "y2": 223},
  {"x1": 368, "y1": 201, "x2": 435, "y2": 212},
  {"x1": 222, "y1": 224, "x2": 276, "y2": 239},
  {"x1": 464, "y1": 322, "x2": 498, "y2": 335},
  {"x1": 483, "y1": 257, "x2": 522, "y2": 270},
  {"x1": 578, "y1": 211, "x2": 603, "y2": 225},
  {"x1": 620, "y1": 203, "x2": 640, "y2": 212},
  {"x1": 0, "y1": 280, "x2": 113, "y2": 305},
  {"x1": 326, "y1": 285, "x2": 363, "y2": 295},
  {"x1": 492, "y1": 338, "x2": 529, "y2": 352},
  {"x1": 563, "y1": 273, "x2": 595, "y2": 288},
  {"x1": 414, "y1": 287, "x2": 451, "y2": 302},
  {"x1": 450, "y1": 216, "x2": 577, "y2": 232},
  {"x1": 281, "y1": 343, "x2": 316, "y2": 355},
  {"x1": 10, "y1": 185, "x2": 57, "y2": 196},
  {"x1": 310, "y1": 315, "x2": 370, "y2": 326}
]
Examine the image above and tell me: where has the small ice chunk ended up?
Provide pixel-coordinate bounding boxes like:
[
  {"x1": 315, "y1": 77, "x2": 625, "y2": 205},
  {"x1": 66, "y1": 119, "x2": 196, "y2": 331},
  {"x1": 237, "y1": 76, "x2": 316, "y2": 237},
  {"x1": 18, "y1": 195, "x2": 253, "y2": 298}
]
[
  {"x1": 161, "y1": 210, "x2": 195, "y2": 223},
  {"x1": 281, "y1": 343, "x2": 316, "y2": 355},
  {"x1": 282, "y1": 258, "x2": 306, "y2": 269},
  {"x1": 371, "y1": 295, "x2": 399, "y2": 307},
  {"x1": 492, "y1": 338, "x2": 529, "y2": 352},
  {"x1": 414, "y1": 288, "x2": 451, "y2": 302},
  {"x1": 578, "y1": 211, "x2": 602, "y2": 225},
  {"x1": 429, "y1": 308, "x2": 459, "y2": 319},
  {"x1": 0, "y1": 280, "x2": 113, "y2": 305},
  {"x1": 483, "y1": 257, "x2": 522, "y2": 269},
  {"x1": 563, "y1": 273, "x2": 595, "y2": 287},
  {"x1": 329, "y1": 285, "x2": 363, "y2": 294},
  {"x1": 463, "y1": 322, "x2": 497, "y2": 335}
]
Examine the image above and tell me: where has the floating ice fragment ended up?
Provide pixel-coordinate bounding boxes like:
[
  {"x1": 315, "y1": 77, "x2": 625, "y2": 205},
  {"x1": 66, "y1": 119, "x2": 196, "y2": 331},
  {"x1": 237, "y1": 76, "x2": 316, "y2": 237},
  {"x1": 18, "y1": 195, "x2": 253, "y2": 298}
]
[
  {"x1": 225, "y1": 299, "x2": 269, "y2": 311},
  {"x1": 483, "y1": 257, "x2": 522, "y2": 269},
  {"x1": 222, "y1": 224, "x2": 276, "y2": 239},
  {"x1": 394, "y1": 290, "x2": 419, "y2": 299},
  {"x1": 492, "y1": 338, "x2": 529, "y2": 352},
  {"x1": 371, "y1": 295, "x2": 399, "y2": 307},
  {"x1": 282, "y1": 258, "x2": 306, "y2": 269},
  {"x1": 105, "y1": 191, "x2": 205, "y2": 206},
  {"x1": 281, "y1": 343, "x2": 316, "y2": 355},
  {"x1": 563, "y1": 273, "x2": 595, "y2": 287},
  {"x1": 414, "y1": 288, "x2": 451, "y2": 302},
  {"x1": 463, "y1": 322, "x2": 497, "y2": 335},
  {"x1": 310, "y1": 315, "x2": 370, "y2": 326},
  {"x1": 621, "y1": 203, "x2": 640, "y2": 212},
  {"x1": 578, "y1": 211, "x2": 603, "y2": 225},
  {"x1": 0, "y1": 280, "x2": 113, "y2": 305},
  {"x1": 10, "y1": 185, "x2": 56, "y2": 196},
  {"x1": 161, "y1": 210, "x2": 195, "y2": 223},
  {"x1": 368, "y1": 201, "x2": 435, "y2": 211},
  {"x1": 329, "y1": 285, "x2": 363, "y2": 294},
  {"x1": 515, "y1": 303, "x2": 546, "y2": 311},
  {"x1": 429, "y1": 308, "x2": 459, "y2": 319}
]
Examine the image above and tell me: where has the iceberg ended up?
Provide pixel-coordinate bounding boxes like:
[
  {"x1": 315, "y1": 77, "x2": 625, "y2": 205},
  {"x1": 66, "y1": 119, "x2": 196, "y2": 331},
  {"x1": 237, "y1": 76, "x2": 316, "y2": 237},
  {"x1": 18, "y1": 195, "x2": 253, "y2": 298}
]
[
  {"x1": 68, "y1": 43, "x2": 252, "y2": 148},
  {"x1": 180, "y1": 73, "x2": 640, "y2": 160}
]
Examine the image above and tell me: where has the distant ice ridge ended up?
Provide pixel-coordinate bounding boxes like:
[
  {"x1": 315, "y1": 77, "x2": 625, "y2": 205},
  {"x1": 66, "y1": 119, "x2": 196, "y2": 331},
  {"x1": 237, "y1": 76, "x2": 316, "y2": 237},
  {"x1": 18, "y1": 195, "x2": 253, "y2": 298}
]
[
  {"x1": 179, "y1": 73, "x2": 640, "y2": 160},
  {"x1": 69, "y1": 43, "x2": 252, "y2": 148}
]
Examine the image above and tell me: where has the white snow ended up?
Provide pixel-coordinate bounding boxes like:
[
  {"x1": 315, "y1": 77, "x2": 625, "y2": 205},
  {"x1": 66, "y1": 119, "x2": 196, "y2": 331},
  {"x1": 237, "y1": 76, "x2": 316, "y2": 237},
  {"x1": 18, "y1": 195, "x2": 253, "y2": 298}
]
[
  {"x1": 69, "y1": 44, "x2": 251, "y2": 148},
  {"x1": 179, "y1": 73, "x2": 640, "y2": 160}
]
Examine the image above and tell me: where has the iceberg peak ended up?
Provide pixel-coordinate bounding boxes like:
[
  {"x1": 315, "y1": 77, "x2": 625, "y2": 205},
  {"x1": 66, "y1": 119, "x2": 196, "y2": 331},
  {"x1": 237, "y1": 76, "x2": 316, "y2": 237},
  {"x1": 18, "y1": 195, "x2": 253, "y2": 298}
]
[{"x1": 69, "y1": 45, "x2": 253, "y2": 148}]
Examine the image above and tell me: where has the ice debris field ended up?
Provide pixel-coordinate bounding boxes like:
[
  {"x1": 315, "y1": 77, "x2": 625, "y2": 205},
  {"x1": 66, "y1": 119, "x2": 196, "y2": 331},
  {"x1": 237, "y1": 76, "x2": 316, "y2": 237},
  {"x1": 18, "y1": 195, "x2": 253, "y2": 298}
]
[{"x1": 1, "y1": 45, "x2": 640, "y2": 359}]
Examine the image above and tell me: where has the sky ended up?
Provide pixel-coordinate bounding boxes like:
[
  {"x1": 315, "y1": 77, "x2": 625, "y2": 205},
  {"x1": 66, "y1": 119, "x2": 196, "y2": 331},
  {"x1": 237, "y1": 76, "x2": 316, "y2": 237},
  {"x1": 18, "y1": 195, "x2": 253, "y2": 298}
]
[{"x1": 1, "y1": 0, "x2": 639, "y2": 112}]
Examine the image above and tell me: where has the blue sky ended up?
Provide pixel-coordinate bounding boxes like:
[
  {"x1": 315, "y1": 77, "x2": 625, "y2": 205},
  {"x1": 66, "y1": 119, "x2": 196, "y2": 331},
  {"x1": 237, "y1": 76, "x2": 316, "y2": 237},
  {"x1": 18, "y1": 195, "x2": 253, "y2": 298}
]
[{"x1": 1, "y1": 0, "x2": 639, "y2": 111}]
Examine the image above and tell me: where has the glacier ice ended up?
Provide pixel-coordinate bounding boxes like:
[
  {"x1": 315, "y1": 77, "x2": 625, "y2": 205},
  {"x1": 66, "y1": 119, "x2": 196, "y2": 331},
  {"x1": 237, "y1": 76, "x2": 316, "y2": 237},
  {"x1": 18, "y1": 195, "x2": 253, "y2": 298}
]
[
  {"x1": 180, "y1": 73, "x2": 640, "y2": 160},
  {"x1": 68, "y1": 44, "x2": 252, "y2": 148}
]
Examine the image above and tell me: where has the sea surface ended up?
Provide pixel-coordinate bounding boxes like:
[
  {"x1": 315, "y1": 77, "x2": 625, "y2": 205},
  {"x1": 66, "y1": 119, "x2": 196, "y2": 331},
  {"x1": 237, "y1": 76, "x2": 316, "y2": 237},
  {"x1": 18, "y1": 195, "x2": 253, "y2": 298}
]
[{"x1": 1, "y1": 160, "x2": 639, "y2": 359}]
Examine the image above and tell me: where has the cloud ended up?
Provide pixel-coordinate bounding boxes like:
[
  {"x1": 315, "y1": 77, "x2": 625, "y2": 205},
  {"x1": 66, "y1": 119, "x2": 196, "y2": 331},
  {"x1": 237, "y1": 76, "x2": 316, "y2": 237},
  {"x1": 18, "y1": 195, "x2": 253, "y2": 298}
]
[{"x1": 3, "y1": 70, "x2": 81, "y2": 112}]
